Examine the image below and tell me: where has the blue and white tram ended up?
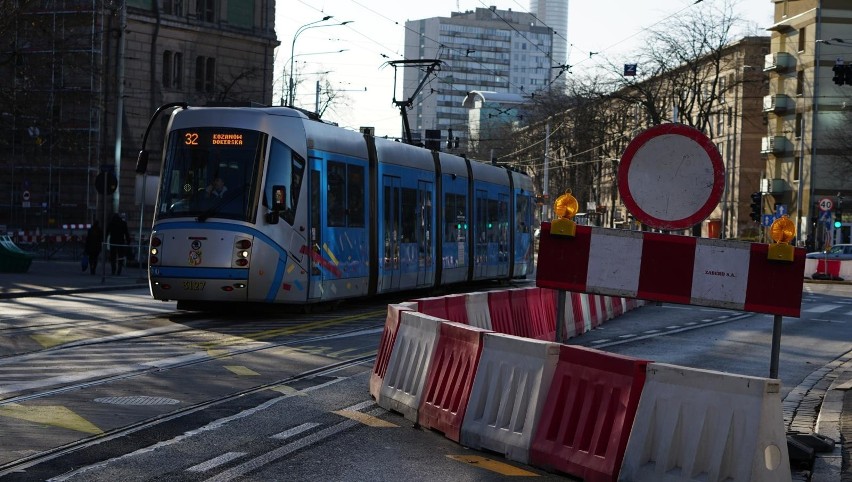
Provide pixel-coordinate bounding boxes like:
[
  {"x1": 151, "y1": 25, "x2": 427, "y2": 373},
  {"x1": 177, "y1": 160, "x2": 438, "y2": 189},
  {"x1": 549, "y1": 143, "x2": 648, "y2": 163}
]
[{"x1": 144, "y1": 106, "x2": 534, "y2": 307}]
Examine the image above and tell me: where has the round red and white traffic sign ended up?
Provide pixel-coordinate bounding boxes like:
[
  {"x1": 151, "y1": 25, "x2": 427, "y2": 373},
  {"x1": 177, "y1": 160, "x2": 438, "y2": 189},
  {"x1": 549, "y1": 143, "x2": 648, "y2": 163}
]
[
  {"x1": 818, "y1": 197, "x2": 834, "y2": 212},
  {"x1": 618, "y1": 123, "x2": 724, "y2": 231}
]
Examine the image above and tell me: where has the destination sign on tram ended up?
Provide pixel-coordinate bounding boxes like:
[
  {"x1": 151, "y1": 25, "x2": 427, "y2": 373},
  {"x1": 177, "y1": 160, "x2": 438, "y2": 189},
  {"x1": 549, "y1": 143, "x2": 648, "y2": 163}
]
[{"x1": 183, "y1": 132, "x2": 245, "y2": 147}]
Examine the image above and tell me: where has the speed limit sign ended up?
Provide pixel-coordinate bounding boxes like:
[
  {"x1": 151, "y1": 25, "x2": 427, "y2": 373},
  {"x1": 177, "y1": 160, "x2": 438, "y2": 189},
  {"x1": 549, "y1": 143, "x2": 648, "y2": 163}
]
[{"x1": 818, "y1": 197, "x2": 834, "y2": 212}]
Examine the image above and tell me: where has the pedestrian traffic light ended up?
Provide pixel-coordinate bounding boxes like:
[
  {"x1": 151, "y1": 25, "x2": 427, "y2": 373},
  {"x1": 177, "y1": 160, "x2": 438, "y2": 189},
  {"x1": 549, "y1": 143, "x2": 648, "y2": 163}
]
[
  {"x1": 833, "y1": 63, "x2": 845, "y2": 85},
  {"x1": 749, "y1": 192, "x2": 762, "y2": 222}
]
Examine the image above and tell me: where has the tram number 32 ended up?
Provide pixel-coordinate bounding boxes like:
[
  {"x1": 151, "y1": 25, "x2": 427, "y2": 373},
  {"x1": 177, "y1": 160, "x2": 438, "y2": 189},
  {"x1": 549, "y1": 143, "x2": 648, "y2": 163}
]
[{"x1": 183, "y1": 281, "x2": 206, "y2": 291}]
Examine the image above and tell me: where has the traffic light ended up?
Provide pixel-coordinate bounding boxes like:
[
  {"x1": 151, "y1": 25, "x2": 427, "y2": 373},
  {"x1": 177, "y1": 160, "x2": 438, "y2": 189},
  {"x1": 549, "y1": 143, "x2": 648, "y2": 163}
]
[
  {"x1": 833, "y1": 63, "x2": 845, "y2": 85},
  {"x1": 749, "y1": 192, "x2": 762, "y2": 222}
]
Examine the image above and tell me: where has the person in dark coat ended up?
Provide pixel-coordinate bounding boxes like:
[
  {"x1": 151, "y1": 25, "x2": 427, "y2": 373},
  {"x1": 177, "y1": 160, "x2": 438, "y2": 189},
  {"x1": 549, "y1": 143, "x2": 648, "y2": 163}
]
[
  {"x1": 84, "y1": 220, "x2": 103, "y2": 275},
  {"x1": 107, "y1": 213, "x2": 131, "y2": 275}
]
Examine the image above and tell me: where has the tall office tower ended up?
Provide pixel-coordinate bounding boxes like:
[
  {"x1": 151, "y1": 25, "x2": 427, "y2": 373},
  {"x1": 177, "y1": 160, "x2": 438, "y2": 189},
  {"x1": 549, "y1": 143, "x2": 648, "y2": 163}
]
[
  {"x1": 530, "y1": 0, "x2": 569, "y2": 85},
  {"x1": 403, "y1": 6, "x2": 553, "y2": 146}
]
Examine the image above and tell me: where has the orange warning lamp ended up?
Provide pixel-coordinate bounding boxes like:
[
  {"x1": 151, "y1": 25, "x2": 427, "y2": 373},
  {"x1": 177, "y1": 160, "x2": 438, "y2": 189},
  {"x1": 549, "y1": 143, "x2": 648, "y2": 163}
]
[
  {"x1": 551, "y1": 190, "x2": 579, "y2": 237},
  {"x1": 767, "y1": 214, "x2": 795, "y2": 262}
]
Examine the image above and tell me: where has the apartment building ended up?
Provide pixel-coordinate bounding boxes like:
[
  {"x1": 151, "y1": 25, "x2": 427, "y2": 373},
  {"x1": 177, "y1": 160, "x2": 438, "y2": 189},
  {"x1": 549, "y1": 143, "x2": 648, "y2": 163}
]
[
  {"x1": 763, "y1": 0, "x2": 852, "y2": 249},
  {"x1": 403, "y1": 6, "x2": 554, "y2": 149}
]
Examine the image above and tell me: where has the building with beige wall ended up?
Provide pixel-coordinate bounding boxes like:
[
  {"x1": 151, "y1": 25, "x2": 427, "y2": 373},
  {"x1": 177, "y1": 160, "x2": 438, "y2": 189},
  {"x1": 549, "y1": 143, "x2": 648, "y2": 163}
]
[{"x1": 763, "y1": 0, "x2": 852, "y2": 249}]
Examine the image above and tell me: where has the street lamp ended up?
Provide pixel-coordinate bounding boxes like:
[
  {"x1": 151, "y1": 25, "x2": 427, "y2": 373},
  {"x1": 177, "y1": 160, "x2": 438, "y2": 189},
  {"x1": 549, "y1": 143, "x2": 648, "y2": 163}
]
[{"x1": 286, "y1": 18, "x2": 352, "y2": 107}]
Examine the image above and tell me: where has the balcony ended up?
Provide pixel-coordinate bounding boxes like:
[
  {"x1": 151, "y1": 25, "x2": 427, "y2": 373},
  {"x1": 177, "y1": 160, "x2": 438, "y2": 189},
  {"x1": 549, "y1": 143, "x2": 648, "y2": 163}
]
[
  {"x1": 762, "y1": 94, "x2": 790, "y2": 113},
  {"x1": 760, "y1": 178, "x2": 786, "y2": 195},
  {"x1": 764, "y1": 52, "x2": 794, "y2": 72},
  {"x1": 761, "y1": 135, "x2": 787, "y2": 154}
]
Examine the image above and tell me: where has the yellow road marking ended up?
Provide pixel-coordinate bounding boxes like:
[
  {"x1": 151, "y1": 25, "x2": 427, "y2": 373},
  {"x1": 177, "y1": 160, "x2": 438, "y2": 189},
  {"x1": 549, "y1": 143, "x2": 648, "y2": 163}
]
[
  {"x1": 333, "y1": 409, "x2": 397, "y2": 428},
  {"x1": 267, "y1": 385, "x2": 306, "y2": 396},
  {"x1": 0, "y1": 404, "x2": 102, "y2": 435},
  {"x1": 446, "y1": 455, "x2": 540, "y2": 476},
  {"x1": 199, "y1": 310, "x2": 385, "y2": 349},
  {"x1": 31, "y1": 331, "x2": 87, "y2": 348},
  {"x1": 224, "y1": 365, "x2": 259, "y2": 376}
]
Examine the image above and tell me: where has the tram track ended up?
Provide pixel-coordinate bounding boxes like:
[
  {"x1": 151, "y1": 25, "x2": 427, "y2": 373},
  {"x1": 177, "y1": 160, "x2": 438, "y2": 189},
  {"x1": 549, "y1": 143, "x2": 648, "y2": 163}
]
[
  {"x1": 0, "y1": 312, "x2": 384, "y2": 405},
  {"x1": 0, "y1": 354, "x2": 376, "y2": 478}
]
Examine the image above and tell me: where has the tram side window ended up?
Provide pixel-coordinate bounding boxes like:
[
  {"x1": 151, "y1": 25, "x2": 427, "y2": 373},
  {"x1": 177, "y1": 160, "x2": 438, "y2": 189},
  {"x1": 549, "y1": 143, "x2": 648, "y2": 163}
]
[
  {"x1": 488, "y1": 199, "x2": 499, "y2": 242},
  {"x1": 327, "y1": 162, "x2": 346, "y2": 227},
  {"x1": 264, "y1": 139, "x2": 304, "y2": 225},
  {"x1": 347, "y1": 165, "x2": 365, "y2": 228},
  {"x1": 401, "y1": 187, "x2": 417, "y2": 242},
  {"x1": 515, "y1": 194, "x2": 530, "y2": 233},
  {"x1": 443, "y1": 193, "x2": 466, "y2": 242}
]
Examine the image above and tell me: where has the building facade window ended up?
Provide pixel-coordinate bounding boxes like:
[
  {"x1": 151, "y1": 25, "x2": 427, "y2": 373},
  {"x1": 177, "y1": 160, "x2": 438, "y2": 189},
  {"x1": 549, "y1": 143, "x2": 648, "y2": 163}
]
[
  {"x1": 197, "y1": 0, "x2": 215, "y2": 22},
  {"x1": 797, "y1": 27, "x2": 806, "y2": 52},
  {"x1": 195, "y1": 56, "x2": 216, "y2": 93},
  {"x1": 162, "y1": 50, "x2": 183, "y2": 89},
  {"x1": 796, "y1": 70, "x2": 804, "y2": 96},
  {"x1": 163, "y1": 51, "x2": 172, "y2": 87}
]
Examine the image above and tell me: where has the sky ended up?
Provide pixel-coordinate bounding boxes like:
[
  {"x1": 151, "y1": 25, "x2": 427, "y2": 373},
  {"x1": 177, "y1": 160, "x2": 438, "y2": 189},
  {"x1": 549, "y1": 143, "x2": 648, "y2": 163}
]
[{"x1": 276, "y1": 0, "x2": 776, "y2": 139}]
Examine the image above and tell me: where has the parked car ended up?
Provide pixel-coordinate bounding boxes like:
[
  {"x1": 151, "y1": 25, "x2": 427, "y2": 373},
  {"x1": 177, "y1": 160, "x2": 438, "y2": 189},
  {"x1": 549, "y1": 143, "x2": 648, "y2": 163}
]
[{"x1": 806, "y1": 244, "x2": 852, "y2": 260}]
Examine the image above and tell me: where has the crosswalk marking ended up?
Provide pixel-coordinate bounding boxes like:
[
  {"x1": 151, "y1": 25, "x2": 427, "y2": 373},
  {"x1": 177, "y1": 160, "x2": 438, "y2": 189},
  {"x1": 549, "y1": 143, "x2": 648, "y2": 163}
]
[
  {"x1": 187, "y1": 452, "x2": 247, "y2": 472},
  {"x1": 271, "y1": 422, "x2": 321, "y2": 440},
  {"x1": 804, "y1": 304, "x2": 839, "y2": 313}
]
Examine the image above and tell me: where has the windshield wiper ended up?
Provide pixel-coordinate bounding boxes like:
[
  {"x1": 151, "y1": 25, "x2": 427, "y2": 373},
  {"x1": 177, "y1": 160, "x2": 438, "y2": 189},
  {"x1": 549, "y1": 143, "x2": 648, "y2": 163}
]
[{"x1": 196, "y1": 185, "x2": 245, "y2": 222}]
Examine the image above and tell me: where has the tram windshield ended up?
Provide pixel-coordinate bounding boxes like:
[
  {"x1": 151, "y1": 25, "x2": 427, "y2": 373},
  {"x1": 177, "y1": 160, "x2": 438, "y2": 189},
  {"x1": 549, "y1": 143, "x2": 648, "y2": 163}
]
[{"x1": 157, "y1": 128, "x2": 265, "y2": 222}]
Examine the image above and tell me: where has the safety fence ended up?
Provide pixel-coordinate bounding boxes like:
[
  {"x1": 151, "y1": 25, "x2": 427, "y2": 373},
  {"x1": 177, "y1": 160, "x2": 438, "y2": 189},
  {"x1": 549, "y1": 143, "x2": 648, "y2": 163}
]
[
  {"x1": 370, "y1": 287, "x2": 791, "y2": 482},
  {"x1": 805, "y1": 258, "x2": 852, "y2": 280}
]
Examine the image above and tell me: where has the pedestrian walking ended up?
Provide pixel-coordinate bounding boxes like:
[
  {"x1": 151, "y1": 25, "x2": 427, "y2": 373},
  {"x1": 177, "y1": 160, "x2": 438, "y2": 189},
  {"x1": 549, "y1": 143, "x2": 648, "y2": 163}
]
[
  {"x1": 84, "y1": 220, "x2": 103, "y2": 275},
  {"x1": 107, "y1": 213, "x2": 131, "y2": 275}
]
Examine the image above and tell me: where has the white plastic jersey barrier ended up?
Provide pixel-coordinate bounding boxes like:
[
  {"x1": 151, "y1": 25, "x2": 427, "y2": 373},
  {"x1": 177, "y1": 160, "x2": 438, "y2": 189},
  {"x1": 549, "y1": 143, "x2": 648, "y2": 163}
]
[
  {"x1": 619, "y1": 363, "x2": 791, "y2": 482},
  {"x1": 465, "y1": 291, "x2": 493, "y2": 330},
  {"x1": 460, "y1": 333, "x2": 560, "y2": 464},
  {"x1": 377, "y1": 311, "x2": 442, "y2": 422}
]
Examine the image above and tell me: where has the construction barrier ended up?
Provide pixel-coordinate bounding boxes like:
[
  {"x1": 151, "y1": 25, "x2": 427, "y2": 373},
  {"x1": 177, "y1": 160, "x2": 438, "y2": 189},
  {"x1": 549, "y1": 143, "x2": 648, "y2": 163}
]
[
  {"x1": 418, "y1": 321, "x2": 489, "y2": 442},
  {"x1": 414, "y1": 296, "x2": 449, "y2": 320},
  {"x1": 464, "y1": 291, "x2": 492, "y2": 330},
  {"x1": 530, "y1": 345, "x2": 649, "y2": 482},
  {"x1": 619, "y1": 363, "x2": 791, "y2": 482},
  {"x1": 487, "y1": 290, "x2": 515, "y2": 335},
  {"x1": 443, "y1": 293, "x2": 469, "y2": 324},
  {"x1": 370, "y1": 303, "x2": 414, "y2": 401},
  {"x1": 804, "y1": 258, "x2": 852, "y2": 280},
  {"x1": 459, "y1": 333, "x2": 560, "y2": 464},
  {"x1": 529, "y1": 287, "x2": 556, "y2": 341},
  {"x1": 377, "y1": 310, "x2": 442, "y2": 422},
  {"x1": 509, "y1": 288, "x2": 534, "y2": 338}
]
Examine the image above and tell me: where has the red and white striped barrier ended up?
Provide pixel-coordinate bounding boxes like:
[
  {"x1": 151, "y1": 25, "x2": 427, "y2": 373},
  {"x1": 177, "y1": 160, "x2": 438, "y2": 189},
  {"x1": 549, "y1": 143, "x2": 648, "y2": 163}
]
[
  {"x1": 537, "y1": 223, "x2": 806, "y2": 317},
  {"x1": 371, "y1": 287, "x2": 789, "y2": 480},
  {"x1": 805, "y1": 258, "x2": 852, "y2": 280}
]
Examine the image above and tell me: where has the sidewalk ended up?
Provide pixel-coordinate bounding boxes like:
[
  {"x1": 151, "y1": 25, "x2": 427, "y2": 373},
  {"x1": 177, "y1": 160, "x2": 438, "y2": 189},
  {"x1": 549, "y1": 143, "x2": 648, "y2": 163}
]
[
  {"x1": 0, "y1": 259, "x2": 848, "y2": 480},
  {"x1": 0, "y1": 258, "x2": 147, "y2": 299}
]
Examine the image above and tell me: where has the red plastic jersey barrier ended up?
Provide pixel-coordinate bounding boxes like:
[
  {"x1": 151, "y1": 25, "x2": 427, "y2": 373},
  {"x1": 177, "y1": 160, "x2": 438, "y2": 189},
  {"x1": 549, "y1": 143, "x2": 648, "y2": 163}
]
[
  {"x1": 415, "y1": 296, "x2": 449, "y2": 320},
  {"x1": 487, "y1": 290, "x2": 515, "y2": 335},
  {"x1": 370, "y1": 303, "x2": 413, "y2": 401},
  {"x1": 529, "y1": 345, "x2": 649, "y2": 482},
  {"x1": 444, "y1": 293, "x2": 469, "y2": 324},
  {"x1": 418, "y1": 322, "x2": 489, "y2": 442}
]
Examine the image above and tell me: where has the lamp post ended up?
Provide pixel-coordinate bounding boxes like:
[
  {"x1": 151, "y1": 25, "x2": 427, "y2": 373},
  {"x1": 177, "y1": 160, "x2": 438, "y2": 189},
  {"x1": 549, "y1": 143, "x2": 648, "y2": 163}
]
[{"x1": 286, "y1": 17, "x2": 352, "y2": 107}]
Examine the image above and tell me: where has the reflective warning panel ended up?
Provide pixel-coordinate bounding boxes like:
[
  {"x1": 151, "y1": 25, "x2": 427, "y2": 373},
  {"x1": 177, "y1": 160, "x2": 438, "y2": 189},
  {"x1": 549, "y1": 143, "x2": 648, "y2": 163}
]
[{"x1": 535, "y1": 223, "x2": 806, "y2": 317}]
